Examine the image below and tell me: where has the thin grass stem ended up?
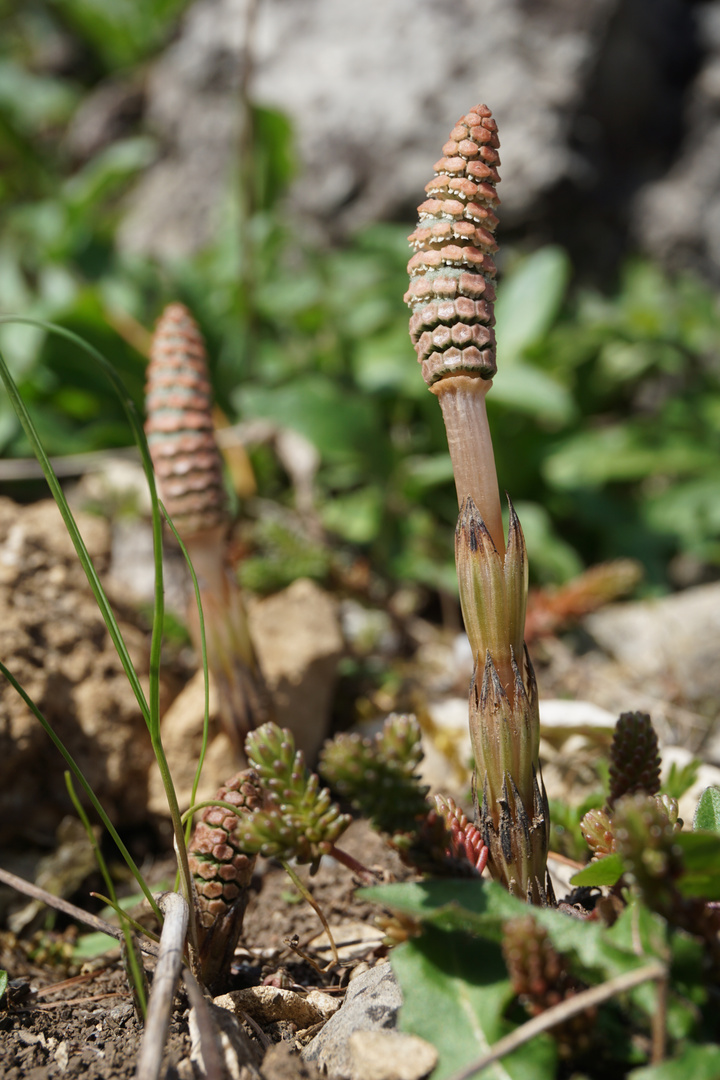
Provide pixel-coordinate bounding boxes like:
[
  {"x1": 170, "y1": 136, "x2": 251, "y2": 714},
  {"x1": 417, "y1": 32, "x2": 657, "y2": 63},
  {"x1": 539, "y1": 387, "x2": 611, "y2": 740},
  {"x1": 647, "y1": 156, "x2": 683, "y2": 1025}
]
[
  {"x1": 281, "y1": 861, "x2": 339, "y2": 967},
  {"x1": 0, "y1": 317, "x2": 199, "y2": 953},
  {"x1": 65, "y1": 772, "x2": 149, "y2": 1016},
  {"x1": 89, "y1": 895, "x2": 161, "y2": 945}
]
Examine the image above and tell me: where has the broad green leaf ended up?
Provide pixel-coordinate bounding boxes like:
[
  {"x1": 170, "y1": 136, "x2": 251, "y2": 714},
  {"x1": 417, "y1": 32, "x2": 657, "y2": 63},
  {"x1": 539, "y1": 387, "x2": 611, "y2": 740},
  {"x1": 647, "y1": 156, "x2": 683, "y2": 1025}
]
[
  {"x1": 321, "y1": 486, "x2": 383, "y2": 544},
  {"x1": 628, "y1": 1043, "x2": 720, "y2": 1080},
  {"x1": 603, "y1": 901, "x2": 702, "y2": 1039},
  {"x1": 543, "y1": 426, "x2": 716, "y2": 490},
  {"x1": 570, "y1": 853, "x2": 624, "y2": 888},
  {"x1": 236, "y1": 376, "x2": 383, "y2": 464},
  {"x1": 693, "y1": 787, "x2": 720, "y2": 834},
  {"x1": 491, "y1": 361, "x2": 575, "y2": 424},
  {"x1": 402, "y1": 454, "x2": 456, "y2": 491},
  {"x1": 353, "y1": 326, "x2": 425, "y2": 397},
  {"x1": 673, "y1": 831, "x2": 720, "y2": 899},
  {"x1": 393, "y1": 927, "x2": 556, "y2": 1080},
  {"x1": 73, "y1": 932, "x2": 119, "y2": 961},
  {"x1": 510, "y1": 501, "x2": 583, "y2": 584},
  {"x1": 0, "y1": 61, "x2": 78, "y2": 131},
  {"x1": 0, "y1": 970, "x2": 7, "y2": 1001},
  {"x1": 363, "y1": 879, "x2": 647, "y2": 984},
  {"x1": 494, "y1": 246, "x2": 570, "y2": 365},
  {"x1": 63, "y1": 138, "x2": 158, "y2": 211},
  {"x1": 644, "y1": 476, "x2": 720, "y2": 548}
]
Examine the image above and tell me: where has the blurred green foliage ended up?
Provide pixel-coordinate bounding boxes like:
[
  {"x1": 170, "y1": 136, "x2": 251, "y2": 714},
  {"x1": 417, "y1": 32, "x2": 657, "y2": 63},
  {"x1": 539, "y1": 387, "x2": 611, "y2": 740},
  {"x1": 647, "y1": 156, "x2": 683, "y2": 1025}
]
[{"x1": 2, "y1": 1, "x2": 720, "y2": 597}]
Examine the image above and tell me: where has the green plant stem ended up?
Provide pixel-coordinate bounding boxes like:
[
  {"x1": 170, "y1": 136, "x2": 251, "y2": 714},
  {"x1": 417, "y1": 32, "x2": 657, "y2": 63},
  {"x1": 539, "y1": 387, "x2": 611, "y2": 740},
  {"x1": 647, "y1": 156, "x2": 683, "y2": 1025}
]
[
  {"x1": 445, "y1": 960, "x2": 666, "y2": 1080},
  {"x1": 162, "y1": 512, "x2": 211, "y2": 844},
  {"x1": 180, "y1": 799, "x2": 248, "y2": 828},
  {"x1": 65, "y1": 773, "x2": 148, "y2": 1017}
]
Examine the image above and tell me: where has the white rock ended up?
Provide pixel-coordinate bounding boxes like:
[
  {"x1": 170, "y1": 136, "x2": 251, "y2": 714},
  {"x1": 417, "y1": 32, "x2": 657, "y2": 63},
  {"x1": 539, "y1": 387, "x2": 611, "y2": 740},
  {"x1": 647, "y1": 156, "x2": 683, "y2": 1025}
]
[
  {"x1": 539, "y1": 699, "x2": 617, "y2": 743},
  {"x1": 349, "y1": 1030, "x2": 438, "y2": 1080},
  {"x1": 302, "y1": 963, "x2": 402, "y2": 1078}
]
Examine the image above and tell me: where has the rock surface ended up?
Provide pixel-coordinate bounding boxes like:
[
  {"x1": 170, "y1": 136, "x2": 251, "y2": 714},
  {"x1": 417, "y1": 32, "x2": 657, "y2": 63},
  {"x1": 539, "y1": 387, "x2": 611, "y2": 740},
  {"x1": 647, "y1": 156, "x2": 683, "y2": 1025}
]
[
  {"x1": 147, "y1": 576, "x2": 343, "y2": 811},
  {"x1": 635, "y1": 2, "x2": 720, "y2": 277},
  {"x1": 247, "y1": 577, "x2": 344, "y2": 763},
  {"x1": 585, "y1": 583, "x2": 720, "y2": 719},
  {"x1": 117, "y1": 0, "x2": 618, "y2": 256},
  {"x1": 348, "y1": 1031, "x2": 438, "y2": 1080},
  {"x1": 0, "y1": 499, "x2": 155, "y2": 844},
  {"x1": 301, "y1": 963, "x2": 402, "y2": 1078}
]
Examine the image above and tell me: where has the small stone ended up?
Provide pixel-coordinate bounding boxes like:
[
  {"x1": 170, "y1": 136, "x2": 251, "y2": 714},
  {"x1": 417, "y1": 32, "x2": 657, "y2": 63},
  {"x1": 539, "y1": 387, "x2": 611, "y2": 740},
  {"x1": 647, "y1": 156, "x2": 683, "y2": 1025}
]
[
  {"x1": 215, "y1": 985, "x2": 331, "y2": 1029},
  {"x1": 349, "y1": 1031, "x2": 438, "y2": 1080},
  {"x1": 301, "y1": 964, "x2": 402, "y2": 1079}
]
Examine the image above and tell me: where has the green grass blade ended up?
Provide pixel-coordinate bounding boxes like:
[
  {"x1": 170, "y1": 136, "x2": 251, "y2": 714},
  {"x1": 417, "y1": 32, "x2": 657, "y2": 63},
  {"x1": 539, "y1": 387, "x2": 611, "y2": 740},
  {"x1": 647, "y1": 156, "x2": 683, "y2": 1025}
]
[
  {"x1": 65, "y1": 771, "x2": 149, "y2": 1018},
  {"x1": 0, "y1": 335, "x2": 151, "y2": 726},
  {"x1": 161, "y1": 510, "x2": 211, "y2": 835},
  {"x1": 0, "y1": 316, "x2": 198, "y2": 951}
]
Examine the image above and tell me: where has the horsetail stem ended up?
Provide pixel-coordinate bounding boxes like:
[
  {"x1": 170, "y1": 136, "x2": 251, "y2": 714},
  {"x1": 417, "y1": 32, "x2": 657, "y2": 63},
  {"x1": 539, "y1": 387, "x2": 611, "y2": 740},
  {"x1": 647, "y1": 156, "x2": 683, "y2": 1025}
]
[
  {"x1": 406, "y1": 107, "x2": 551, "y2": 903},
  {"x1": 145, "y1": 304, "x2": 272, "y2": 753}
]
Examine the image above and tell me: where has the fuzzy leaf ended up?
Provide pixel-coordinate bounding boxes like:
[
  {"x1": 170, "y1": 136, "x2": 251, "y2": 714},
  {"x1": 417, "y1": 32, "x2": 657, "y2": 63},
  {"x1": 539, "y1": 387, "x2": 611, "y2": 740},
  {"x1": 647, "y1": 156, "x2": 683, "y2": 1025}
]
[
  {"x1": 693, "y1": 786, "x2": 720, "y2": 834},
  {"x1": 392, "y1": 926, "x2": 556, "y2": 1080},
  {"x1": 570, "y1": 853, "x2": 624, "y2": 888}
]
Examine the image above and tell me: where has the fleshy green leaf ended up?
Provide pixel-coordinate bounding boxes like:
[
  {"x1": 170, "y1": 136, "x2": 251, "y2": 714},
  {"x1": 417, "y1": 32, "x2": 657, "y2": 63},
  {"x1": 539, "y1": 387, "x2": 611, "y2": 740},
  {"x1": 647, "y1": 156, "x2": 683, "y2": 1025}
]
[
  {"x1": 570, "y1": 853, "x2": 624, "y2": 888},
  {"x1": 0, "y1": 970, "x2": 7, "y2": 1001},
  {"x1": 693, "y1": 786, "x2": 720, "y2": 834},
  {"x1": 392, "y1": 927, "x2": 556, "y2": 1080}
]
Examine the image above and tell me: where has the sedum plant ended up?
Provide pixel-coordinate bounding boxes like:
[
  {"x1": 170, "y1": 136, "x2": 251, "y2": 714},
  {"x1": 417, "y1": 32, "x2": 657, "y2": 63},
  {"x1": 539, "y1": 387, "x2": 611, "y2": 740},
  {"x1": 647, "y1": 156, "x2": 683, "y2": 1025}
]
[
  {"x1": 406, "y1": 105, "x2": 551, "y2": 903},
  {"x1": 320, "y1": 713, "x2": 488, "y2": 876}
]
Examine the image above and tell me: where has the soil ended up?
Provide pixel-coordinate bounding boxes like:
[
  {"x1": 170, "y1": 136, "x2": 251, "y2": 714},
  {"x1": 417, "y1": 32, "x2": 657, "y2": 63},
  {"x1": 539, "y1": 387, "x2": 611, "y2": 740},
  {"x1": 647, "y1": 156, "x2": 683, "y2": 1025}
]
[{"x1": 0, "y1": 821, "x2": 409, "y2": 1080}]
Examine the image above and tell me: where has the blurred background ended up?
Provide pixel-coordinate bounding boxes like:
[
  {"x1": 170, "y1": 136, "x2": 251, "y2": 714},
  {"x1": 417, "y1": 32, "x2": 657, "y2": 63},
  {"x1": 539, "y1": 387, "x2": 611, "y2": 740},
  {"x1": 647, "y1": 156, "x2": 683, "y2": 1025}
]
[{"x1": 1, "y1": 0, "x2": 720, "y2": 605}]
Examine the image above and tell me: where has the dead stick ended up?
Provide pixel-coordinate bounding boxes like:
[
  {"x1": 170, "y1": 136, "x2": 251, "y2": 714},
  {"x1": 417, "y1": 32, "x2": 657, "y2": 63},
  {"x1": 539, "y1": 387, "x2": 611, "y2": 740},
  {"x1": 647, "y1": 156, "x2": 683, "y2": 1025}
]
[
  {"x1": 445, "y1": 960, "x2": 666, "y2": 1080},
  {"x1": 651, "y1": 966, "x2": 668, "y2": 1065},
  {"x1": 135, "y1": 893, "x2": 189, "y2": 1080},
  {"x1": 182, "y1": 968, "x2": 226, "y2": 1080},
  {"x1": 0, "y1": 866, "x2": 159, "y2": 958}
]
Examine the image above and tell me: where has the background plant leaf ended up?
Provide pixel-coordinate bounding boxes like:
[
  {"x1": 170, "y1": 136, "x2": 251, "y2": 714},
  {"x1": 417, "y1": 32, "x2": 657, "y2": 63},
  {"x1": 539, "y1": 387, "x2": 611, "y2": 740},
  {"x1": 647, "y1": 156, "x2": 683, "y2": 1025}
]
[
  {"x1": 392, "y1": 926, "x2": 557, "y2": 1080},
  {"x1": 570, "y1": 853, "x2": 624, "y2": 888},
  {"x1": 693, "y1": 787, "x2": 720, "y2": 834}
]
